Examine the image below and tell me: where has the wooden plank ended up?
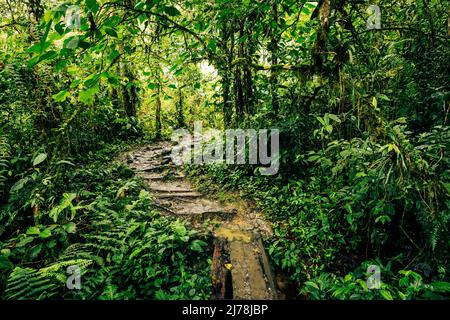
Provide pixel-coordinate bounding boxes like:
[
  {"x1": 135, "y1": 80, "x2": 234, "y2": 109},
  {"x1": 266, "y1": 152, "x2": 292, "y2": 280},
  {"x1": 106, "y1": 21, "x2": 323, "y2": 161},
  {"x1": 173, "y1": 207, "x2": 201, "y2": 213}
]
[{"x1": 211, "y1": 239, "x2": 231, "y2": 300}]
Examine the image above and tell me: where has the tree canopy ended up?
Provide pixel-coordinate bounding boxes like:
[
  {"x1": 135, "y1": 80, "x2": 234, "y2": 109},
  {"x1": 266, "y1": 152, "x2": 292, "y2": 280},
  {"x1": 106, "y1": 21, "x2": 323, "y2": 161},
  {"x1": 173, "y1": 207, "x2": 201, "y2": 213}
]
[{"x1": 0, "y1": 0, "x2": 449, "y2": 300}]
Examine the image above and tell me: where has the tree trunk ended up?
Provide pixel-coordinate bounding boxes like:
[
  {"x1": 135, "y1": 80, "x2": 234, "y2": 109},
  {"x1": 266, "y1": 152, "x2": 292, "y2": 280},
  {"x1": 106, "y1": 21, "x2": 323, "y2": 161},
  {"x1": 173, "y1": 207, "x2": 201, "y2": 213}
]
[
  {"x1": 176, "y1": 86, "x2": 185, "y2": 128},
  {"x1": 244, "y1": 12, "x2": 256, "y2": 115},
  {"x1": 220, "y1": 23, "x2": 233, "y2": 128},
  {"x1": 155, "y1": 85, "x2": 162, "y2": 139},
  {"x1": 269, "y1": 1, "x2": 279, "y2": 115},
  {"x1": 312, "y1": 0, "x2": 331, "y2": 73},
  {"x1": 155, "y1": 27, "x2": 162, "y2": 139},
  {"x1": 222, "y1": 72, "x2": 232, "y2": 128},
  {"x1": 120, "y1": 62, "x2": 138, "y2": 117},
  {"x1": 234, "y1": 23, "x2": 244, "y2": 122},
  {"x1": 234, "y1": 67, "x2": 244, "y2": 120}
]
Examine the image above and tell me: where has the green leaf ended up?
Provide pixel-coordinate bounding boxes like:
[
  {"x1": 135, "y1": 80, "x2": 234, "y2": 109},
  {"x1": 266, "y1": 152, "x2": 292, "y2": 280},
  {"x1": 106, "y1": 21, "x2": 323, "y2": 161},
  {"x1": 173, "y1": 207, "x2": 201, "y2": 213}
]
[
  {"x1": 108, "y1": 50, "x2": 120, "y2": 62},
  {"x1": 296, "y1": 36, "x2": 305, "y2": 44},
  {"x1": 39, "y1": 229, "x2": 52, "y2": 239},
  {"x1": 47, "y1": 240, "x2": 57, "y2": 248},
  {"x1": 189, "y1": 240, "x2": 207, "y2": 252},
  {"x1": 304, "y1": 281, "x2": 319, "y2": 290},
  {"x1": 10, "y1": 178, "x2": 28, "y2": 193},
  {"x1": 79, "y1": 86, "x2": 99, "y2": 105},
  {"x1": 54, "y1": 22, "x2": 65, "y2": 35},
  {"x1": 316, "y1": 116, "x2": 325, "y2": 125},
  {"x1": 27, "y1": 43, "x2": 42, "y2": 54},
  {"x1": 30, "y1": 244, "x2": 43, "y2": 259},
  {"x1": 49, "y1": 193, "x2": 77, "y2": 222},
  {"x1": 208, "y1": 39, "x2": 217, "y2": 52},
  {"x1": 28, "y1": 50, "x2": 57, "y2": 68},
  {"x1": 16, "y1": 237, "x2": 34, "y2": 247},
  {"x1": 107, "y1": 75, "x2": 119, "y2": 86},
  {"x1": 0, "y1": 256, "x2": 13, "y2": 270},
  {"x1": 371, "y1": 96, "x2": 380, "y2": 111},
  {"x1": 328, "y1": 114, "x2": 341, "y2": 123},
  {"x1": 55, "y1": 59, "x2": 68, "y2": 72},
  {"x1": 380, "y1": 289, "x2": 393, "y2": 300},
  {"x1": 357, "y1": 279, "x2": 369, "y2": 291},
  {"x1": 64, "y1": 36, "x2": 79, "y2": 49},
  {"x1": 53, "y1": 90, "x2": 70, "y2": 102},
  {"x1": 40, "y1": 21, "x2": 52, "y2": 54},
  {"x1": 104, "y1": 28, "x2": 118, "y2": 38},
  {"x1": 64, "y1": 222, "x2": 77, "y2": 234},
  {"x1": 33, "y1": 153, "x2": 47, "y2": 166},
  {"x1": 40, "y1": 50, "x2": 57, "y2": 61},
  {"x1": 86, "y1": 0, "x2": 99, "y2": 13},
  {"x1": 431, "y1": 281, "x2": 450, "y2": 292},
  {"x1": 56, "y1": 160, "x2": 75, "y2": 166},
  {"x1": 441, "y1": 182, "x2": 450, "y2": 194},
  {"x1": 26, "y1": 227, "x2": 41, "y2": 236},
  {"x1": 27, "y1": 55, "x2": 41, "y2": 69},
  {"x1": 84, "y1": 74, "x2": 100, "y2": 87},
  {"x1": 70, "y1": 79, "x2": 81, "y2": 89},
  {"x1": 302, "y1": 7, "x2": 311, "y2": 14},
  {"x1": 163, "y1": 6, "x2": 181, "y2": 16},
  {"x1": 172, "y1": 222, "x2": 187, "y2": 237}
]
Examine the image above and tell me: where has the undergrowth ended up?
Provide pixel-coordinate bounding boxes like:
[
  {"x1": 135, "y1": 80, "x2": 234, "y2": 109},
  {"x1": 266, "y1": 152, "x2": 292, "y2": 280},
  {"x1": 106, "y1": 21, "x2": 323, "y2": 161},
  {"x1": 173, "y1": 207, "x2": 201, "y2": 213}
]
[
  {"x1": 0, "y1": 145, "x2": 212, "y2": 300},
  {"x1": 186, "y1": 120, "x2": 450, "y2": 300}
]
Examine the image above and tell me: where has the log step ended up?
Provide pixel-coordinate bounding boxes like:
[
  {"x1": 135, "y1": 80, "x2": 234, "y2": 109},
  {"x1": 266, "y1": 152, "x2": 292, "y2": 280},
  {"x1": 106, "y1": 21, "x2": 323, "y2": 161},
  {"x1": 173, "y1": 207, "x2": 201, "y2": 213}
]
[{"x1": 157, "y1": 192, "x2": 202, "y2": 198}]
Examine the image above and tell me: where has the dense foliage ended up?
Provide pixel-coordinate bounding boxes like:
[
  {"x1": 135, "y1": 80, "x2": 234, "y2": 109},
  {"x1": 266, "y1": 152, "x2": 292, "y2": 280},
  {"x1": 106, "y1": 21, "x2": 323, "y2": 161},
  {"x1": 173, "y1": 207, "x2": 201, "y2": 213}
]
[{"x1": 1, "y1": 0, "x2": 449, "y2": 300}]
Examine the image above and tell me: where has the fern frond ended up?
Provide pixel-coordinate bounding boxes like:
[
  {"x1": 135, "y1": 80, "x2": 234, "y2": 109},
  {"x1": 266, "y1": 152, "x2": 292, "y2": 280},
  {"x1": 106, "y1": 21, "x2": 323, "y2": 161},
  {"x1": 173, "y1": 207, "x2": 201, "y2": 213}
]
[
  {"x1": 5, "y1": 267, "x2": 58, "y2": 300},
  {"x1": 5, "y1": 258, "x2": 93, "y2": 300}
]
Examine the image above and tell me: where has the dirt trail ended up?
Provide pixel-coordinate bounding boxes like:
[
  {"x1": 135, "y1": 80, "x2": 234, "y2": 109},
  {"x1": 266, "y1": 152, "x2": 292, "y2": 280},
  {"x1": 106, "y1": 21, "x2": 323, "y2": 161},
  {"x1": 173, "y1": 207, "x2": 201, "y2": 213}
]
[{"x1": 125, "y1": 142, "x2": 278, "y2": 300}]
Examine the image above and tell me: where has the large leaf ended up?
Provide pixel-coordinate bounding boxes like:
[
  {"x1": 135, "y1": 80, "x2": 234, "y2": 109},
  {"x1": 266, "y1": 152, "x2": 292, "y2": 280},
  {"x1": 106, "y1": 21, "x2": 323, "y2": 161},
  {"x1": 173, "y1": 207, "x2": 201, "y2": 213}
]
[
  {"x1": 33, "y1": 153, "x2": 47, "y2": 166},
  {"x1": 39, "y1": 21, "x2": 52, "y2": 54},
  {"x1": 86, "y1": 0, "x2": 99, "y2": 13},
  {"x1": 104, "y1": 28, "x2": 118, "y2": 38},
  {"x1": 39, "y1": 229, "x2": 52, "y2": 239},
  {"x1": 79, "y1": 86, "x2": 99, "y2": 105},
  {"x1": 163, "y1": 6, "x2": 181, "y2": 16},
  {"x1": 10, "y1": 178, "x2": 28, "y2": 193},
  {"x1": 28, "y1": 50, "x2": 57, "y2": 68},
  {"x1": 52, "y1": 90, "x2": 70, "y2": 102},
  {"x1": 26, "y1": 227, "x2": 40, "y2": 236},
  {"x1": 16, "y1": 237, "x2": 34, "y2": 247}
]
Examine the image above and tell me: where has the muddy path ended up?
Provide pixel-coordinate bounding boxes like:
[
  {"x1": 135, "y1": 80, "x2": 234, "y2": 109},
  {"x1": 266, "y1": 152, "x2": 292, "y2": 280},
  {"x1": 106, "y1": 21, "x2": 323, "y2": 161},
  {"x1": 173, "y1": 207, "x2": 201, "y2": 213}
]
[{"x1": 124, "y1": 142, "x2": 278, "y2": 300}]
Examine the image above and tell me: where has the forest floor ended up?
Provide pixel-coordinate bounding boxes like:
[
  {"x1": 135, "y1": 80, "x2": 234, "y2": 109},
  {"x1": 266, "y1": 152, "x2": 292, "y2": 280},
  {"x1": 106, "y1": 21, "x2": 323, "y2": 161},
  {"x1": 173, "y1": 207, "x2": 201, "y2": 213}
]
[{"x1": 122, "y1": 142, "x2": 278, "y2": 299}]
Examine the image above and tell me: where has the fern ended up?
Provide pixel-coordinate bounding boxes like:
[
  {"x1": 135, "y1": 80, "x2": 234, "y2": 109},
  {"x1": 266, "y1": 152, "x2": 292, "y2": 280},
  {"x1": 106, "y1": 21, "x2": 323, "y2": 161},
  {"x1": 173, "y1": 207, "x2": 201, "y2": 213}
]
[
  {"x1": 0, "y1": 134, "x2": 10, "y2": 197},
  {"x1": 4, "y1": 258, "x2": 93, "y2": 300},
  {"x1": 5, "y1": 267, "x2": 58, "y2": 300},
  {"x1": 0, "y1": 134, "x2": 11, "y2": 236}
]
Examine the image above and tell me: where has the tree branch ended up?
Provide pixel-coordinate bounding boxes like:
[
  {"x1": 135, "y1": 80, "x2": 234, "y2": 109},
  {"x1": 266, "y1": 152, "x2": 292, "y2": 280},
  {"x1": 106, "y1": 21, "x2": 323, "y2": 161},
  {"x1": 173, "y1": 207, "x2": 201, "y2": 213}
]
[
  {"x1": 0, "y1": 22, "x2": 27, "y2": 29},
  {"x1": 101, "y1": 2, "x2": 209, "y2": 54}
]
